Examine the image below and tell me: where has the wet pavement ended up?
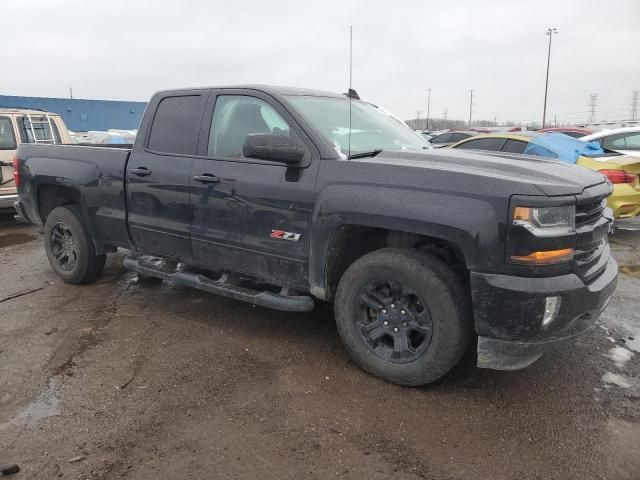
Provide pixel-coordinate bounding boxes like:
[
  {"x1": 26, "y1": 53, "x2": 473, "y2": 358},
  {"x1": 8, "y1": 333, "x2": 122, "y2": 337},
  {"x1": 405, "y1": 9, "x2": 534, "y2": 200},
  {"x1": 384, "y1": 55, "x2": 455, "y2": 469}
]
[{"x1": 0, "y1": 212, "x2": 638, "y2": 479}]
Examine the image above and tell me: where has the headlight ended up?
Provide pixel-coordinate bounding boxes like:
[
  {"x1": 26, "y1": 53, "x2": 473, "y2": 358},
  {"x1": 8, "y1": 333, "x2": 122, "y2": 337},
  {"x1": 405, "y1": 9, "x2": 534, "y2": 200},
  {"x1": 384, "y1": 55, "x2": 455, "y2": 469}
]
[{"x1": 512, "y1": 205, "x2": 575, "y2": 237}]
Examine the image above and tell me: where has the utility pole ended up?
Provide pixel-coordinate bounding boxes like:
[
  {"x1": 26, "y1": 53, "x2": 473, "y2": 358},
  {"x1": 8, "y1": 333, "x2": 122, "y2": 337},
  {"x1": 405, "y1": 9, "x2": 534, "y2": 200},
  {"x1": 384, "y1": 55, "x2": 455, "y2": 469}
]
[
  {"x1": 416, "y1": 110, "x2": 421, "y2": 120},
  {"x1": 554, "y1": 115, "x2": 557, "y2": 127},
  {"x1": 69, "y1": 87, "x2": 73, "y2": 99},
  {"x1": 443, "y1": 109, "x2": 448, "y2": 120},
  {"x1": 587, "y1": 94, "x2": 598, "y2": 124},
  {"x1": 468, "y1": 89, "x2": 474, "y2": 127},
  {"x1": 542, "y1": 28, "x2": 558, "y2": 128},
  {"x1": 631, "y1": 90, "x2": 640, "y2": 121},
  {"x1": 426, "y1": 88, "x2": 431, "y2": 130}
]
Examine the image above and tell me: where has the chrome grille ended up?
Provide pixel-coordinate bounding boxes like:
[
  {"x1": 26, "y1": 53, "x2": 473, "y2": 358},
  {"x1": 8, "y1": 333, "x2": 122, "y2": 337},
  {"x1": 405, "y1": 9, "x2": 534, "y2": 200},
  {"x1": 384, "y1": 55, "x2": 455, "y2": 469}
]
[
  {"x1": 575, "y1": 197, "x2": 607, "y2": 228},
  {"x1": 574, "y1": 191, "x2": 610, "y2": 282}
]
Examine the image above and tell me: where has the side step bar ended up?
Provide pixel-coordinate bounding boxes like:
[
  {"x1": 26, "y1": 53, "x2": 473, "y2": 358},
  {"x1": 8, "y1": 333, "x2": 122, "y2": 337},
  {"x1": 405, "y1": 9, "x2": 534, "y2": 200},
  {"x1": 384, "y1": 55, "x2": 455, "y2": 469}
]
[{"x1": 122, "y1": 256, "x2": 315, "y2": 312}]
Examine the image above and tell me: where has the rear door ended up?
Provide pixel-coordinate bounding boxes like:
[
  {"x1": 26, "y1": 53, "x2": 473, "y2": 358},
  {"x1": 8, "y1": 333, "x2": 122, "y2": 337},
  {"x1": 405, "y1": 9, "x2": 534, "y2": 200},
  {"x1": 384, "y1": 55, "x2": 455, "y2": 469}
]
[
  {"x1": 189, "y1": 89, "x2": 320, "y2": 288},
  {"x1": 126, "y1": 91, "x2": 208, "y2": 259}
]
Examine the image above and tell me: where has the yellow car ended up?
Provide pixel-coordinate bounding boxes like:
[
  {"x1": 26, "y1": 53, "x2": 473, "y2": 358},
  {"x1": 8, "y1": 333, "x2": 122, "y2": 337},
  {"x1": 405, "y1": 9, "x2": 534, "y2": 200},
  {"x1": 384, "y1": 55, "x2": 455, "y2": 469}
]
[{"x1": 449, "y1": 132, "x2": 640, "y2": 219}]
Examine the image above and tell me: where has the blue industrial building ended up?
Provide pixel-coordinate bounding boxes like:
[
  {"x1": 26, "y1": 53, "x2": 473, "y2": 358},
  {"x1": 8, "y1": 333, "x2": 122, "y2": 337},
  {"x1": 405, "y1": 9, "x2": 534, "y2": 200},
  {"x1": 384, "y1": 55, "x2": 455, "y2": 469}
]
[{"x1": 0, "y1": 95, "x2": 147, "y2": 132}]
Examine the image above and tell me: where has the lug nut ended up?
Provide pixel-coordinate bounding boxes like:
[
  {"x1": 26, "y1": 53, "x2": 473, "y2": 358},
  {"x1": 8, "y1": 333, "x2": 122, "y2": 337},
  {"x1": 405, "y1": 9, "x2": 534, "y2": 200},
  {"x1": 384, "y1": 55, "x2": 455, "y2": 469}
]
[
  {"x1": 383, "y1": 321, "x2": 389, "y2": 326},
  {"x1": 401, "y1": 309, "x2": 406, "y2": 315},
  {"x1": 382, "y1": 309, "x2": 388, "y2": 314},
  {"x1": 393, "y1": 327, "x2": 399, "y2": 333},
  {"x1": 402, "y1": 322, "x2": 408, "y2": 327},
  {"x1": 391, "y1": 304, "x2": 396, "y2": 309}
]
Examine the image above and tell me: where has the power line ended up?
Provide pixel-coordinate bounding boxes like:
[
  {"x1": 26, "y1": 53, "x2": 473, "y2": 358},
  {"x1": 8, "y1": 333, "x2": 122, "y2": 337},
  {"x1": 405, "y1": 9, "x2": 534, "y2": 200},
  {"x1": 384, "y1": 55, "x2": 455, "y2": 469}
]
[
  {"x1": 587, "y1": 94, "x2": 598, "y2": 123},
  {"x1": 426, "y1": 88, "x2": 431, "y2": 130},
  {"x1": 631, "y1": 91, "x2": 639, "y2": 121}
]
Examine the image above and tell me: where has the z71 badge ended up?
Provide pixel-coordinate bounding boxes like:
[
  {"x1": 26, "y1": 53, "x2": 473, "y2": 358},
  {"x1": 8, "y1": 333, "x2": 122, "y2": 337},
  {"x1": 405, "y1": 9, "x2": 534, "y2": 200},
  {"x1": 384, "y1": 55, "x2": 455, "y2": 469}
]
[{"x1": 270, "y1": 229, "x2": 301, "y2": 241}]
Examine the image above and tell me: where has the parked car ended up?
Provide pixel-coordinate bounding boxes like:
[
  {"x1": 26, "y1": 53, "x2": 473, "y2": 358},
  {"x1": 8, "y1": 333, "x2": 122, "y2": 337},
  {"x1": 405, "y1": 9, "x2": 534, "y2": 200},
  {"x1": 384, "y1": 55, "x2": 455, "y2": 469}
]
[
  {"x1": 449, "y1": 132, "x2": 640, "y2": 219},
  {"x1": 0, "y1": 108, "x2": 72, "y2": 211},
  {"x1": 580, "y1": 127, "x2": 640, "y2": 156},
  {"x1": 14, "y1": 85, "x2": 616, "y2": 386},
  {"x1": 428, "y1": 130, "x2": 478, "y2": 148},
  {"x1": 538, "y1": 127, "x2": 593, "y2": 138}
]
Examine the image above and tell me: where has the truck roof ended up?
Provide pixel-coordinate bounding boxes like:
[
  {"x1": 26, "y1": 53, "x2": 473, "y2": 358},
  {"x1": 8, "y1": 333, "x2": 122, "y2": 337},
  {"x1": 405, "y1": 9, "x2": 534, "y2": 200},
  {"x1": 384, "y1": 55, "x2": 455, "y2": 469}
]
[
  {"x1": 156, "y1": 84, "x2": 346, "y2": 99},
  {"x1": 0, "y1": 107, "x2": 62, "y2": 116}
]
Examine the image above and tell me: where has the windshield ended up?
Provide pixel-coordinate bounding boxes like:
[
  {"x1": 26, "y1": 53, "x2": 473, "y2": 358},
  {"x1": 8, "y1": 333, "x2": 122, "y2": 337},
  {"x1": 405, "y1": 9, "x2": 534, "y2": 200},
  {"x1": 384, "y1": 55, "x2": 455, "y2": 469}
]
[{"x1": 287, "y1": 95, "x2": 429, "y2": 157}]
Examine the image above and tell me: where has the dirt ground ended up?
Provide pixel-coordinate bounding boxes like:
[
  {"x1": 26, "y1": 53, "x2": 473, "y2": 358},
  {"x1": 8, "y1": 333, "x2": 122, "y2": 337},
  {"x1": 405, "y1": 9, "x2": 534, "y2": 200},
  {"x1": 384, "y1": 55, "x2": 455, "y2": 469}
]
[{"x1": 1, "y1": 213, "x2": 638, "y2": 480}]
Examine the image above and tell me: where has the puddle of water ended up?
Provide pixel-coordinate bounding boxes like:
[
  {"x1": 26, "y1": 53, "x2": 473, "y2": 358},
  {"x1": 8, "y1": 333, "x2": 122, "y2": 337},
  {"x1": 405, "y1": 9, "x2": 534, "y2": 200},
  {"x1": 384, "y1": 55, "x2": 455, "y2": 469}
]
[
  {"x1": 0, "y1": 232, "x2": 36, "y2": 248},
  {"x1": 0, "y1": 379, "x2": 61, "y2": 431}
]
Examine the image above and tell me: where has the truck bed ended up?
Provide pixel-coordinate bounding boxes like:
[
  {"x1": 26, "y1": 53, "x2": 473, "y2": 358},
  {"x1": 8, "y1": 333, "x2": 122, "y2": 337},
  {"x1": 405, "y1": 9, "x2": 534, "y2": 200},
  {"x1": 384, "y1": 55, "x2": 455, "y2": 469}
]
[{"x1": 15, "y1": 143, "x2": 132, "y2": 248}]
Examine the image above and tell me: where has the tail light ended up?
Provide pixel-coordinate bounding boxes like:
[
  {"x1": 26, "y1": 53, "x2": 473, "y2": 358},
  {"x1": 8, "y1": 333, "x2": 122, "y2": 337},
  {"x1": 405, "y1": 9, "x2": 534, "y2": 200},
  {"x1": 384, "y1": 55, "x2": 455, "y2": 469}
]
[
  {"x1": 599, "y1": 169, "x2": 636, "y2": 184},
  {"x1": 12, "y1": 157, "x2": 20, "y2": 187}
]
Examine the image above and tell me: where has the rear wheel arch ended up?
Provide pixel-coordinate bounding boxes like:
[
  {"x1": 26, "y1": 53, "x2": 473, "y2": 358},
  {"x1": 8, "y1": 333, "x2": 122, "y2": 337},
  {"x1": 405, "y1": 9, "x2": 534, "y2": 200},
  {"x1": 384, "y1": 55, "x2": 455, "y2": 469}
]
[{"x1": 36, "y1": 184, "x2": 83, "y2": 223}]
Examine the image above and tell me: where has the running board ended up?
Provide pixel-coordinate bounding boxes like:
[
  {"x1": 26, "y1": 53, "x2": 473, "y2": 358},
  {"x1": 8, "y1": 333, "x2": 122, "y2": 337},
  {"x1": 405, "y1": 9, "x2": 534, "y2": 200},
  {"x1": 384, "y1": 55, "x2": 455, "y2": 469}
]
[{"x1": 122, "y1": 256, "x2": 314, "y2": 312}]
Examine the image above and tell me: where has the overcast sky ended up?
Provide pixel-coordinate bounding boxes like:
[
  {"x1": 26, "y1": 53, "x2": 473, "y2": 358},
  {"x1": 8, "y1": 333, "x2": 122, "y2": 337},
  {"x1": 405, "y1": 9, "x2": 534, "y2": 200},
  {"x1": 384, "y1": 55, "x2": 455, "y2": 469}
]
[{"x1": 3, "y1": 0, "x2": 639, "y2": 124}]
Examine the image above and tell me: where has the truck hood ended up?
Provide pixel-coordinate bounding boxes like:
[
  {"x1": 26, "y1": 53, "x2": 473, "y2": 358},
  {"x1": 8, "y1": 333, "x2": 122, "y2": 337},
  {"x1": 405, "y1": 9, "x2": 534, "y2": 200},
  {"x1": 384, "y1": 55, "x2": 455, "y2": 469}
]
[{"x1": 357, "y1": 149, "x2": 607, "y2": 196}]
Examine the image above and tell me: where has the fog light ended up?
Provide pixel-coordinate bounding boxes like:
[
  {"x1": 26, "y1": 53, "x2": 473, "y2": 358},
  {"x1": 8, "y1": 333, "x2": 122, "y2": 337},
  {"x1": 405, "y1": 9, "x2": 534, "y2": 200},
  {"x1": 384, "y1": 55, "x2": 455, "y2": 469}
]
[{"x1": 542, "y1": 296, "x2": 561, "y2": 326}]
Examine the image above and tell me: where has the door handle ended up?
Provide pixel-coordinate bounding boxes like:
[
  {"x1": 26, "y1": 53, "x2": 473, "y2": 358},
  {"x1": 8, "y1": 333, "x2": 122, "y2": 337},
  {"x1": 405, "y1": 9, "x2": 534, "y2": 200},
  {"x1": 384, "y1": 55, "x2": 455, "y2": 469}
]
[
  {"x1": 130, "y1": 167, "x2": 152, "y2": 177},
  {"x1": 193, "y1": 174, "x2": 220, "y2": 184}
]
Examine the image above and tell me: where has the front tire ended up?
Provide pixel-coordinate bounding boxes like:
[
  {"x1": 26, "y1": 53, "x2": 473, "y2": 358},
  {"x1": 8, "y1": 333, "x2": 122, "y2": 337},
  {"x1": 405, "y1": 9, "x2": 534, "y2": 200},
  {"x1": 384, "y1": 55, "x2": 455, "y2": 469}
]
[
  {"x1": 44, "y1": 205, "x2": 106, "y2": 284},
  {"x1": 334, "y1": 248, "x2": 471, "y2": 386}
]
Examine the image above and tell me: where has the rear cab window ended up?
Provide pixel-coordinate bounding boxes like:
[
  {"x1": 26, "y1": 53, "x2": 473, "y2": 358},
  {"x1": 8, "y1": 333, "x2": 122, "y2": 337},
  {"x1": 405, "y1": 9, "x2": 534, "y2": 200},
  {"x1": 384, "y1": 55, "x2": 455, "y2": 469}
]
[
  {"x1": 17, "y1": 115, "x2": 61, "y2": 144},
  {"x1": 147, "y1": 95, "x2": 203, "y2": 155},
  {"x1": 0, "y1": 117, "x2": 17, "y2": 150}
]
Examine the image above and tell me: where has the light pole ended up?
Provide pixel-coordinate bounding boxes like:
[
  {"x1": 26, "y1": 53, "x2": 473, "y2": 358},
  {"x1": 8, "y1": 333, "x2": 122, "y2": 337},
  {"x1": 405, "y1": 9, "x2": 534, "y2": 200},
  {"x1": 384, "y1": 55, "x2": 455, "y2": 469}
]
[
  {"x1": 542, "y1": 27, "x2": 558, "y2": 128},
  {"x1": 426, "y1": 88, "x2": 431, "y2": 130}
]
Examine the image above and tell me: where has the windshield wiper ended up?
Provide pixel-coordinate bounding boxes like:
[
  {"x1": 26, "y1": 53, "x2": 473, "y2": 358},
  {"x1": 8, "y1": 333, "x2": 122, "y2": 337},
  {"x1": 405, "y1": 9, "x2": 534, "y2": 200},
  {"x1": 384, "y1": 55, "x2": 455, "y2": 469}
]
[{"x1": 348, "y1": 149, "x2": 383, "y2": 160}]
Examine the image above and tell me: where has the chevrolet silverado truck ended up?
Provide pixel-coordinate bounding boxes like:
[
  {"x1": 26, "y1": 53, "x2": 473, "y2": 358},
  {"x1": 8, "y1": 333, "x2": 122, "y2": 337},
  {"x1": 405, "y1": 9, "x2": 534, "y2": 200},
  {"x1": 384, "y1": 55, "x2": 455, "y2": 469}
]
[{"x1": 13, "y1": 86, "x2": 618, "y2": 385}]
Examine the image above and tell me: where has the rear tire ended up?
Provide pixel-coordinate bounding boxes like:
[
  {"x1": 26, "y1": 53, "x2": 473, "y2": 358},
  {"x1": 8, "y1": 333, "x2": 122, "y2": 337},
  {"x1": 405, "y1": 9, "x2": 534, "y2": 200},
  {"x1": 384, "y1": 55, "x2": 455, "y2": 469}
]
[
  {"x1": 334, "y1": 248, "x2": 471, "y2": 386},
  {"x1": 44, "y1": 205, "x2": 106, "y2": 284}
]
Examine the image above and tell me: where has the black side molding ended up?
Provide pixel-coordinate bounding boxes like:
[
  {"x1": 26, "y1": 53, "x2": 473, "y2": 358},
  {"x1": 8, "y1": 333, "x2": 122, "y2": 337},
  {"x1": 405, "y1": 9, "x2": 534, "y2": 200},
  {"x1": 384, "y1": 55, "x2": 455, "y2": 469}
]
[{"x1": 123, "y1": 256, "x2": 315, "y2": 312}]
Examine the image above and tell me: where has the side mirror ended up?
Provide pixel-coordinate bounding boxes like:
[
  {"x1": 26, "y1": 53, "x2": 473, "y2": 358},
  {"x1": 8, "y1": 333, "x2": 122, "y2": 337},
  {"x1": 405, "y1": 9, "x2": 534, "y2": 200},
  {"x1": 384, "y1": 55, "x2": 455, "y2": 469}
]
[{"x1": 243, "y1": 133, "x2": 305, "y2": 165}]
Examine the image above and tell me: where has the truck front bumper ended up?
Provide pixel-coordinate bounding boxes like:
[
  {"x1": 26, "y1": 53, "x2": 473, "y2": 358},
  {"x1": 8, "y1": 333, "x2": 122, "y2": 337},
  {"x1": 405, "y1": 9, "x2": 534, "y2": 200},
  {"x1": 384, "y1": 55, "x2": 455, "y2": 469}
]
[{"x1": 471, "y1": 256, "x2": 618, "y2": 370}]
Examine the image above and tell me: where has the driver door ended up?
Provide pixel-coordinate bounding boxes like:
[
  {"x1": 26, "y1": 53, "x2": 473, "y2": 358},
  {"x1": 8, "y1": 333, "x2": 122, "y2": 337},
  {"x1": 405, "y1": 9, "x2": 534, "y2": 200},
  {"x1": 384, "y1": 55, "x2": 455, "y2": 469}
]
[{"x1": 189, "y1": 90, "x2": 320, "y2": 288}]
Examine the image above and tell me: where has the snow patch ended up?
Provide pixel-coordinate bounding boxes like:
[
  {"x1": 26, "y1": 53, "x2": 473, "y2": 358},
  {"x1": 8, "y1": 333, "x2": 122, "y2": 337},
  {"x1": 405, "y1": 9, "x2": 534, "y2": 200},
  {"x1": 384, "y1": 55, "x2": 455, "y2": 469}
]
[
  {"x1": 604, "y1": 347, "x2": 634, "y2": 369},
  {"x1": 602, "y1": 372, "x2": 632, "y2": 388}
]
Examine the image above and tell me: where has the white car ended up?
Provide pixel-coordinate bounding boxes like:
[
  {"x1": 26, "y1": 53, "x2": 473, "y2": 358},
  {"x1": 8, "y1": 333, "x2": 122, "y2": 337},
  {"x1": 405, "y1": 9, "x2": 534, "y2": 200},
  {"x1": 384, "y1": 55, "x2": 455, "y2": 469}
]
[{"x1": 581, "y1": 126, "x2": 640, "y2": 156}]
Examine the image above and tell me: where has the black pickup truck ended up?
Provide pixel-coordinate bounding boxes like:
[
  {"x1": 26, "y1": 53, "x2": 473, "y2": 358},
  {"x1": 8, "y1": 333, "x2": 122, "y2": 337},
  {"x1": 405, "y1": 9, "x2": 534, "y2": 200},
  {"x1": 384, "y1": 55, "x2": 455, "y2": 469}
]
[{"x1": 13, "y1": 85, "x2": 618, "y2": 385}]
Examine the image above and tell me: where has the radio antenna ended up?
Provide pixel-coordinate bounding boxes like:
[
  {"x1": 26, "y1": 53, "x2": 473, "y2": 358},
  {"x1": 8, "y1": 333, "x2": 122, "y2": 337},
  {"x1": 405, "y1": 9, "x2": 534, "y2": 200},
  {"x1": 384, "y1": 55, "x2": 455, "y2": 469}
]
[{"x1": 348, "y1": 25, "x2": 353, "y2": 159}]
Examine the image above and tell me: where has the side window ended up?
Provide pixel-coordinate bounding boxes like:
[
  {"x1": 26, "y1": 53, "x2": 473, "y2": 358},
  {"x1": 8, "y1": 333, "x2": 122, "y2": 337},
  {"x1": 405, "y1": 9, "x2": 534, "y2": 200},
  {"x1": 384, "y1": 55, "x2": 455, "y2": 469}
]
[
  {"x1": 453, "y1": 137, "x2": 505, "y2": 151},
  {"x1": 501, "y1": 139, "x2": 527, "y2": 154},
  {"x1": 602, "y1": 134, "x2": 626, "y2": 150},
  {"x1": 147, "y1": 95, "x2": 202, "y2": 155},
  {"x1": 207, "y1": 95, "x2": 292, "y2": 158},
  {"x1": 449, "y1": 133, "x2": 470, "y2": 142},
  {"x1": 622, "y1": 133, "x2": 640, "y2": 150},
  {"x1": 0, "y1": 117, "x2": 16, "y2": 150},
  {"x1": 430, "y1": 133, "x2": 451, "y2": 143}
]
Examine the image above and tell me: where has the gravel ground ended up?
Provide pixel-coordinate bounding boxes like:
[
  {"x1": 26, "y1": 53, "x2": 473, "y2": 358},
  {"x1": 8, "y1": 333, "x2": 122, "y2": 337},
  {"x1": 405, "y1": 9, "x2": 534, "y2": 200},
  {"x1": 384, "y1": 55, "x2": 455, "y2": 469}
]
[{"x1": 0, "y1": 213, "x2": 638, "y2": 480}]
